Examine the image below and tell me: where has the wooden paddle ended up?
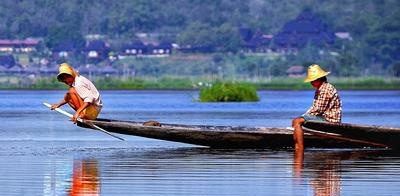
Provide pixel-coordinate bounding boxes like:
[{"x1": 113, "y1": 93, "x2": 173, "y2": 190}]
[
  {"x1": 43, "y1": 102, "x2": 124, "y2": 141},
  {"x1": 287, "y1": 127, "x2": 388, "y2": 148}
]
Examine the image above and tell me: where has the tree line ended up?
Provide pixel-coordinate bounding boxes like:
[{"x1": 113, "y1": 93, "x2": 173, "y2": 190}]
[{"x1": 0, "y1": 0, "x2": 399, "y2": 76}]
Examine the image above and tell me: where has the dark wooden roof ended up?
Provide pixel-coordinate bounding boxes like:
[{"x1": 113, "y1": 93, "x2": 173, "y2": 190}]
[
  {"x1": 84, "y1": 40, "x2": 109, "y2": 51},
  {"x1": 240, "y1": 28, "x2": 273, "y2": 50},
  {"x1": 52, "y1": 41, "x2": 75, "y2": 52},
  {"x1": 157, "y1": 42, "x2": 172, "y2": 49},
  {"x1": 274, "y1": 10, "x2": 335, "y2": 48},
  {"x1": 122, "y1": 40, "x2": 147, "y2": 50}
]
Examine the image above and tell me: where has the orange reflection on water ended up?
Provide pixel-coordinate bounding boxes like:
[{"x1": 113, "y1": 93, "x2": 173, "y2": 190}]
[
  {"x1": 69, "y1": 160, "x2": 100, "y2": 196},
  {"x1": 310, "y1": 159, "x2": 341, "y2": 196},
  {"x1": 293, "y1": 150, "x2": 341, "y2": 196}
]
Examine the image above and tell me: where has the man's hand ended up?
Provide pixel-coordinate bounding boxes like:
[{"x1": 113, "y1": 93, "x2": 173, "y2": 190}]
[
  {"x1": 50, "y1": 104, "x2": 59, "y2": 110},
  {"x1": 72, "y1": 112, "x2": 80, "y2": 123}
]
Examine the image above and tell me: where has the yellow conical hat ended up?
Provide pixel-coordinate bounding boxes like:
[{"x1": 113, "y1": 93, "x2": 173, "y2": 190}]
[
  {"x1": 304, "y1": 64, "x2": 330, "y2": 82},
  {"x1": 57, "y1": 63, "x2": 78, "y2": 81}
]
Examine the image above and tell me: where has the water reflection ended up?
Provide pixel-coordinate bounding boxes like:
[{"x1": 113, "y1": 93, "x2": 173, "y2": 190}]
[
  {"x1": 293, "y1": 149, "x2": 394, "y2": 196},
  {"x1": 55, "y1": 148, "x2": 399, "y2": 196},
  {"x1": 294, "y1": 149, "x2": 342, "y2": 196},
  {"x1": 69, "y1": 160, "x2": 100, "y2": 196},
  {"x1": 310, "y1": 158, "x2": 341, "y2": 196}
]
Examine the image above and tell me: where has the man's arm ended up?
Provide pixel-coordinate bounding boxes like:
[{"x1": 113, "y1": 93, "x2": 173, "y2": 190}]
[
  {"x1": 50, "y1": 99, "x2": 68, "y2": 110},
  {"x1": 72, "y1": 102, "x2": 90, "y2": 123}
]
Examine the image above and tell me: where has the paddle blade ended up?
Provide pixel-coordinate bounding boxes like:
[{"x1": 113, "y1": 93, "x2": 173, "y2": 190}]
[{"x1": 43, "y1": 102, "x2": 75, "y2": 119}]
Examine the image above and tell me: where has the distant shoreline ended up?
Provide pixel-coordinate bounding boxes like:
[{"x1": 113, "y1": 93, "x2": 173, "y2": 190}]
[{"x1": 1, "y1": 76, "x2": 399, "y2": 90}]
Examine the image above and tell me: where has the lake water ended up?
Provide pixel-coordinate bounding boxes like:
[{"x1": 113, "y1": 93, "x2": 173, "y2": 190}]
[{"x1": 0, "y1": 90, "x2": 400, "y2": 195}]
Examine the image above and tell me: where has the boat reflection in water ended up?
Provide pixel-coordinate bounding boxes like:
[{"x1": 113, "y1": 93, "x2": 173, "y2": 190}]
[
  {"x1": 53, "y1": 148, "x2": 398, "y2": 195},
  {"x1": 309, "y1": 158, "x2": 341, "y2": 196},
  {"x1": 294, "y1": 149, "x2": 341, "y2": 196},
  {"x1": 293, "y1": 149, "x2": 390, "y2": 196},
  {"x1": 68, "y1": 159, "x2": 100, "y2": 196}
]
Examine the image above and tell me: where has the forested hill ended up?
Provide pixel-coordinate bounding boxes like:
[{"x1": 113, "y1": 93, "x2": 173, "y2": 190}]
[
  {"x1": 0, "y1": 0, "x2": 399, "y2": 73},
  {"x1": 1, "y1": 0, "x2": 397, "y2": 41}
]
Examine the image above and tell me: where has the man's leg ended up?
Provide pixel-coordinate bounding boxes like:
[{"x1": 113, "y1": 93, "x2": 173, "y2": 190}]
[
  {"x1": 292, "y1": 117, "x2": 305, "y2": 150},
  {"x1": 63, "y1": 88, "x2": 101, "y2": 120},
  {"x1": 64, "y1": 87, "x2": 84, "y2": 111}
]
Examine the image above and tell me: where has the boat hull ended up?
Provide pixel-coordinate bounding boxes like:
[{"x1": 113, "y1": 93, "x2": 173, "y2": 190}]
[
  {"x1": 304, "y1": 121, "x2": 400, "y2": 149},
  {"x1": 78, "y1": 119, "x2": 383, "y2": 149}
]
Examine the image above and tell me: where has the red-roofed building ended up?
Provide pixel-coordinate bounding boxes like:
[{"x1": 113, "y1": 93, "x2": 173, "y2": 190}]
[
  {"x1": 286, "y1": 65, "x2": 305, "y2": 78},
  {"x1": 0, "y1": 39, "x2": 40, "y2": 53}
]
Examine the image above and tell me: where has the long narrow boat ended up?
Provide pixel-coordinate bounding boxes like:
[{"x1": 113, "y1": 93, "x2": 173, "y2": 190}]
[
  {"x1": 303, "y1": 120, "x2": 400, "y2": 149},
  {"x1": 78, "y1": 119, "x2": 400, "y2": 149}
]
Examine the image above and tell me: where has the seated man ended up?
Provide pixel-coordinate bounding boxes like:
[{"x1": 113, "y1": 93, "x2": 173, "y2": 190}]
[
  {"x1": 292, "y1": 64, "x2": 342, "y2": 150},
  {"x1": 50, "y1": 63, "x2": 102, "y2": 122}
]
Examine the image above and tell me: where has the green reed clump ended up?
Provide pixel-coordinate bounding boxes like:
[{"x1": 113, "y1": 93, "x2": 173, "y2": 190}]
[{"x1": 199, "y1": 82, "x2": 259, "y2": 102}]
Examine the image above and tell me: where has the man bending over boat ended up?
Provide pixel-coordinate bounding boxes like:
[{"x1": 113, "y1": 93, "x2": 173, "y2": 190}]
[
  {"x1": 50, "y1": 63, "x2": 102, "y2": 123},
  {"x1": 292, "y1": 64, "x2": 342, "y2": 150}
]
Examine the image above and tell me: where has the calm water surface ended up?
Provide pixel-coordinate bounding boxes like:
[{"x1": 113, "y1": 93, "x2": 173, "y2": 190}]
[{"x1": 0, "y1": 90, "x2": 399, "y2": 195}]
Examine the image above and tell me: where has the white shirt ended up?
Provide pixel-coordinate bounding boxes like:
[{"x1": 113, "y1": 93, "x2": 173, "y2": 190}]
[{"x1": 73, "y1": 75, "x2": 102, "y2": 107}]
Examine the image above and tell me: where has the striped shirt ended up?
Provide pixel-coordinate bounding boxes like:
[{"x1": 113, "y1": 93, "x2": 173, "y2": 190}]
[
  {"x1": 73, "y1": 75, "x2": 102, "y2": 107},
  {"x1": 305, "y1": 82, "x2": 342, "y2": 123}
]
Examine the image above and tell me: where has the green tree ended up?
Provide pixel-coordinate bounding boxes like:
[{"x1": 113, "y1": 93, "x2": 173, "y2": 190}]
[
  {"x1": 177, "y1": 22, "x2": 215, "y2": 47},
  {"x1": 336, "y1": 50, "x2": 360, "y2": 77},
  {"x1": 46, "y1": 25, "x2": 85, "y2": 51},
  {"x1": 214, "y1": 23, "x2": 241, "y2": 52},
  {"x1": 364, "y1": 20, "x2": 400, "y2": 67}
]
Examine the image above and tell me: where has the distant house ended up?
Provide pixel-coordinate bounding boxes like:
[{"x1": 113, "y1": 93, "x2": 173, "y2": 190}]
[
  {"x1": 121, "y1": 40, "x2": 147, "y2": 56},
  {"x1": 274, "y1": 10, "x2": 335, "y2": 52},
  {"x1": 99, "y1": 65, "x2": 118, "y2": 76},
  {"x1": 0, "y1": 55, "x2": 16, "y2": 68},
  {"x1": 239, "y1": 28, "x2": 273, "y2": 53},
  {"x1": 335, "y1": 32, "x2": 352, "y2": 41},
  {"x1": 148, "y1": 42, "x2": 172, "y2": 56},
  {"x1": 286, "y1": 65, "x2": 305, "y2": 78},
  {"x1": 52, "y1": 41, "x2": 75, "y2": 59},
  {"x1": 0, "y1": 39, "x2": 40, "y2": 53},
  {"x1": 121, "y1": 41, "x2": 173, "y2": 57},
  {"x1": 83, "y1": 40, "x2": 110, "y2": 60}
]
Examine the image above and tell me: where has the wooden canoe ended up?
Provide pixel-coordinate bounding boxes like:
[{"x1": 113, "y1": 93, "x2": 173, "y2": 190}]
[
  {"x1": 77, "y1": 118, "x2": 397, "y2": 149},
  {"x1": 303, "y1": 120, "x2": 400, "y2": 149}
]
